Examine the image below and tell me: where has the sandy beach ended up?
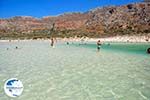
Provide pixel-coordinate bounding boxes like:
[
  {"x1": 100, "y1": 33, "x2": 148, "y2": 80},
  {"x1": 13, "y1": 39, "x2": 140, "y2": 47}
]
[
  {"x1": 0, "y1": 35, "x2": 150, "y2": 43},
  {"x1": 59, "y1": 35, "x2": 150, "y2": 43}
]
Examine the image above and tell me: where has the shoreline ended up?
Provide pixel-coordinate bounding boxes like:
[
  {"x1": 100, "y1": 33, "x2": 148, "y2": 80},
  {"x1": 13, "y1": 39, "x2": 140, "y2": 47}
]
[{"x1": 0, "y1": 35, "x2": 150, "y2": 43}]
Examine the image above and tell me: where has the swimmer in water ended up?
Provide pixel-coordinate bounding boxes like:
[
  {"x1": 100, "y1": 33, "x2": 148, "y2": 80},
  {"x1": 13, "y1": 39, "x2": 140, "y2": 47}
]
[
  {"x1": 97, "y1": 40, "x2": 102, "y2": 52},
  {"x1": 147, "y1": 48, "x2": 150, "y2": 54},
  {"x1": 66, "y1": 42, "x2": 69, "y2": 45}
]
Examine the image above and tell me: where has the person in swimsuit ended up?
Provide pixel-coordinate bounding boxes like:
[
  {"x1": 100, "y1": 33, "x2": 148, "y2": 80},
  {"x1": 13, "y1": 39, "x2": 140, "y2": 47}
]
[
  {"x1": 51, "y1": 38, "x2": 54, "y2": 47},
  {"x1": 97, "y1": 40, "x2": 101, "y2": 52}
]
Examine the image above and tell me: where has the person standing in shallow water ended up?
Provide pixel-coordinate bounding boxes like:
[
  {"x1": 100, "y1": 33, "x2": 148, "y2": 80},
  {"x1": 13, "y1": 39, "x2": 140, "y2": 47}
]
[
  {"x1": 50, "y1": 38, "x2": 54, "y2": 47},
  {"x1": 97, "y1": 40, "x2": 102, "y2": 52}
]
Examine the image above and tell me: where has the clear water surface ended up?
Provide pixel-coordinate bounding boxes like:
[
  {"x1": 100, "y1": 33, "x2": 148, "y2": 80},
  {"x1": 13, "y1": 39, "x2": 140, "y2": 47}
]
[{"x1": 0, "y1": 40, "x2": 150, "y2": 100}]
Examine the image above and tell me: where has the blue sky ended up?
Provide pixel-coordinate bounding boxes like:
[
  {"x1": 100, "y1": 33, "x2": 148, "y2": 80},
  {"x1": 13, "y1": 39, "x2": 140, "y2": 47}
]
[{"x1": 0, "y1": 0, "x2": 143, "y2": 18}]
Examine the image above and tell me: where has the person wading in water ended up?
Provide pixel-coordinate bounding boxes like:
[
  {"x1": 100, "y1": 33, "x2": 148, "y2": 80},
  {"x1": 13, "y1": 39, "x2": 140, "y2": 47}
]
[
  {"x1": 51, "y1": 38, "x2": 54, "y2": 47},
  {"x1": 97, "y1": 40, "x2": 102, "y2": 52}
]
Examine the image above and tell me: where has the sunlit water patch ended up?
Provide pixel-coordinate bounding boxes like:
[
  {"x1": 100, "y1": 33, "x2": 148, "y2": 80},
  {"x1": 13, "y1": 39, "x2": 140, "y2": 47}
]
[{"x1": 0, "y1": 40, "x2": 150, "y2": 100}]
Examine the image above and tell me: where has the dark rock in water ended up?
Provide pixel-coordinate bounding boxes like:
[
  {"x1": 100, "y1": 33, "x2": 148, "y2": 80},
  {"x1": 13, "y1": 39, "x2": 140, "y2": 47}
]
[{"x1": 147, "y1": 48, "x2": 150, "y2": 54}]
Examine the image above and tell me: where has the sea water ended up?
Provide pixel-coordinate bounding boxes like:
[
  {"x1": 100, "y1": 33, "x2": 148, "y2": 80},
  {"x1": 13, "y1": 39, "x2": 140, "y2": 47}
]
[{"x1": 0, "y1": 40, "x2": 150, "y2": 100}]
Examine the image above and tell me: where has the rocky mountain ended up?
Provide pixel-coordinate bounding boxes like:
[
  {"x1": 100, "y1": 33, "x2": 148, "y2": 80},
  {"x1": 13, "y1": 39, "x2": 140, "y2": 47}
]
[
  {"x1": 0, "y1": 2, "x2": 149, "y2": 38},
  {"x1": 86, "y1": 3, "x2": 150, "y2": 36}
]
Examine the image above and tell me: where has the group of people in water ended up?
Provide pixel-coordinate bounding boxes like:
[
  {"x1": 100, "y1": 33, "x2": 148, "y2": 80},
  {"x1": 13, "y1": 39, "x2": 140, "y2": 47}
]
[
  {"x1": 5, "y1": 38, "x2": 150, "y2": 54},
  {"x1": 50, "y1": 38, "x2": 150, "y2": 54},
  {"x1": 50, "y1": 38, "x2": 102, "y2": 52},
  {"x1": 6, "y1": 46, "x2": 18, "y2": 50}
]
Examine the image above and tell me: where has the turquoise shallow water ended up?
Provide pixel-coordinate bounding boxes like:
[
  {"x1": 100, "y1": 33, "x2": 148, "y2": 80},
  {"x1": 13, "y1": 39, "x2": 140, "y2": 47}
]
[
  {"x1": 0, "y1": 40, "x2": 150, "y2": 100},
  {"x1": 72, "y1": 42, "x2": 150, "y2": 55}
]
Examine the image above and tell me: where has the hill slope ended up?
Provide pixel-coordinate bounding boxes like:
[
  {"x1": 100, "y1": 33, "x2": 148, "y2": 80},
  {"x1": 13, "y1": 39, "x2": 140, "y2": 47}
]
[{"x1": 0, "y1": 2, "x2": 149, "y2": 38}]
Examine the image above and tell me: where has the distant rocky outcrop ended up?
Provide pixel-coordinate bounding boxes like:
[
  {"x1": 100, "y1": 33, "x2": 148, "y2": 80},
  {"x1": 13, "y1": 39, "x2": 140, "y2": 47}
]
[{"x1": 0, "y1": 2, "x2": 150, "y2": 38}]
